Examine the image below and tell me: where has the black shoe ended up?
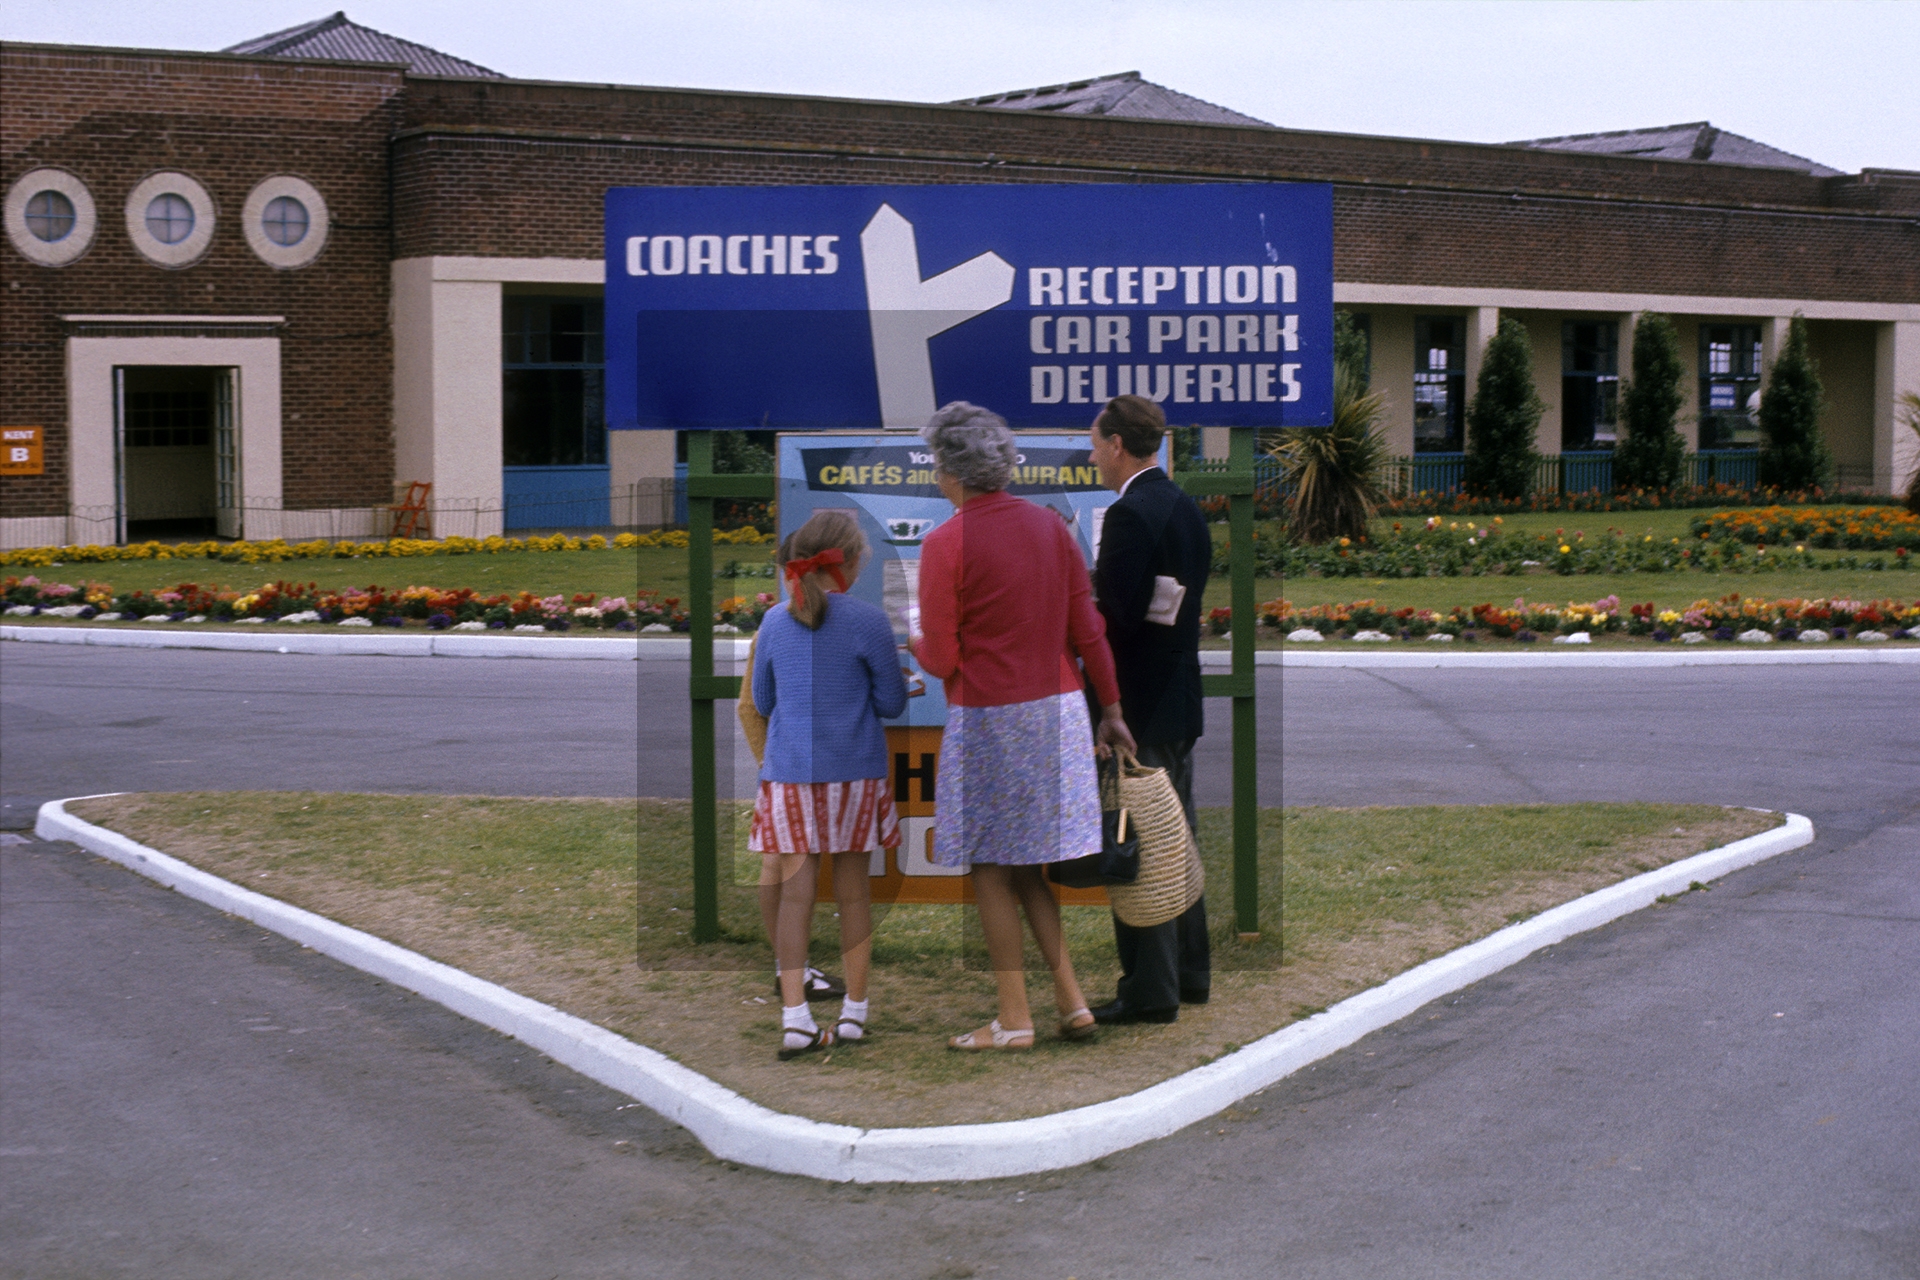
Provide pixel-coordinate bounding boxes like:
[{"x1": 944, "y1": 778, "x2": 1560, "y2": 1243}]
[
  {"x1": 1180, "y1": 988, "x2": 1211, "y2": 1006},
  {"x1": 1090, "y1": 998, "x2": 1178, "y2": 1026}
]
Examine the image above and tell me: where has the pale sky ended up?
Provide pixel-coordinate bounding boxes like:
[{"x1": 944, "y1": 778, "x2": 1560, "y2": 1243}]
[{"x1": 7, "y1": 1, "x2": 1914, "y2": 176}]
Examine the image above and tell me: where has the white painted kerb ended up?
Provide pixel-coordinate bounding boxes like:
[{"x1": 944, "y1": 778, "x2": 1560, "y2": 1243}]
[{"x1": 37, "y1": 798, "x2": 1812, "y2": 1183}]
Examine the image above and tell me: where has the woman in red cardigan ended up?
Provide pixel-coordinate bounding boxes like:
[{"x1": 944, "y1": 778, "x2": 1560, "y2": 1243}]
[{"x1": 912, "y1": 401, "x2": 1136, "y2": 1050}]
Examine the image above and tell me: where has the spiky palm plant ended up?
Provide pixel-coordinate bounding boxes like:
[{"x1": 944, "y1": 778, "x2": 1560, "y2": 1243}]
[{"x1": 1267, "y1": 358, "x2": 1390, "y2": 544}]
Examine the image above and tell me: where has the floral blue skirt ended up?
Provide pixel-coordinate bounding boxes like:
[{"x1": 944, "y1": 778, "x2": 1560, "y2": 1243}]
[{"x1": 932, "y1": 692, "x2": 1102, "y2": 868}]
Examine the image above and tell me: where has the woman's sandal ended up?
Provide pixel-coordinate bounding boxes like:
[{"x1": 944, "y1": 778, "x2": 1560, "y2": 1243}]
[
  {"x1": 1057, "y1": 1007, "x2": 1097, "y2": 1041},
  {"x1": 948, "y1": 1020, "x2": 1034, "y2": 1052},
  {"x1": 777, "y1": 1025, "x2": 836, "y2": 1061}
]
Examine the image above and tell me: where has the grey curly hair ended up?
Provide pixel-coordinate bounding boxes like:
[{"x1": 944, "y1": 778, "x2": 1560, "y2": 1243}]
[{"x1": 920, "y1": 401, "x2": 1017, "y2": 492}]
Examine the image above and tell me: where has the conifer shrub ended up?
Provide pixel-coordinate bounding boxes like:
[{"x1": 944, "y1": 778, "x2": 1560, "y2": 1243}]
[
  {"x1": 1463, "y1": 317, "x2": 1544, "y2": 499},
  {"x1": 1757, "y1": 315, "x2": 1830, "y2": 492},
  {"x1": 1613, "y1": 312, "x2": 1687, "y2": 491}
]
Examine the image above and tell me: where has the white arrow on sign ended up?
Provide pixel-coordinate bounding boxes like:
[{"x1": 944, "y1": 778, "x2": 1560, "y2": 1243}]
[{"x1": 861, "y1": 204, "x2": 1015, "y2": 429}]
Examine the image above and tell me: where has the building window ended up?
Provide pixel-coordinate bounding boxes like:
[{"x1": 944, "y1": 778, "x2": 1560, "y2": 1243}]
[
  {"x1": 1413, "y1": 316, "x2": 1465, "y2": 453},
  {"x1": 242, "y1": 176, "x2": 328, "y2": 269},
  {"x1": 125, "y1": 385, "x2": 214, "y2": 448},
  {"x1": 25, "y1": 190, "x2": 75, "y2": 242},
  {"x1": 261, "y1": 196, "x2": 309, "y2": 246},
  {"x1": 6, "y1": 167, "x2": 96, "y2": 267},
  {"x1": 503, "y1": 297, "x2": 606, "y2": 467},
  {"x1": 1699, "y1": 324, "x2": 1763, "y2": 448},
  {"x1": 125, "y1": 172, "x2": 215, "y2": 267},
  {"x1": 1561, "y1": 321, "x2": 1619, "y2": 450},
  {"x1": 145, "y1": 193, "x2": 195, "y2": 245}
]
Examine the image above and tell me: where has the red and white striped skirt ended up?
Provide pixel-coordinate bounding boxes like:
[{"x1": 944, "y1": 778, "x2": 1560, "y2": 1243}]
[{"x1": 748, "y1": 778, "x2": 901, "y2": 855}]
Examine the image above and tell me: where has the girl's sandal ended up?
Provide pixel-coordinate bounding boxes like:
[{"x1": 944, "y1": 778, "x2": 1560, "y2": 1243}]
[
  {"x1": 1057, "y1": 1007, "x2": 1097, "y2": 1041},
  {"x1": 833, "y1": 1017, "x2": 866, "y2": 1044},
  {"x1": 778, "y1": 1025, "x2": 836, "y2": 1061},
  {"x1": 948, "y1": 1020, "x2": 1034, "y2": 1052}
]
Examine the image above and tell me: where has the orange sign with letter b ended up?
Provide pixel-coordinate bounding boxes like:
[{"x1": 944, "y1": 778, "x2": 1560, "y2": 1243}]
[{"x1": 1, "y1": 427, "x2": 44, "y2": 476}]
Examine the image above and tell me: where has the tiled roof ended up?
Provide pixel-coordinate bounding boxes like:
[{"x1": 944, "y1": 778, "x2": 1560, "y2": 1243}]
[
  {"x1": 223, "y1": 11, "x2": 501, "y2": 78},
  {"x1": 1513, "y1": 122, "x2": 1839, "y2": 177},
  {"x1": 954, "y1": 71, "x2": 1270, "y2": 128}
]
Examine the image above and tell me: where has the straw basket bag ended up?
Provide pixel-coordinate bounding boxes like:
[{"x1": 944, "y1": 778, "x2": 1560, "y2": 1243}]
[{"x1": 1103, "y1": 749, "x2": 1204, "y2": 929}]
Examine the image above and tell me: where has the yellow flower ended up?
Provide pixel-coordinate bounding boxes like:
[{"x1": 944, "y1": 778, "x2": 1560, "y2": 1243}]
[{"x1": 1558, "y1": 545, "x2": 1571, "y2": 554}]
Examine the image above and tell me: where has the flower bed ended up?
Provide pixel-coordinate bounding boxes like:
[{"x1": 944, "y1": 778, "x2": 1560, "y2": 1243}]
[
  {"x1": 1370, "y1": 482, "x2": 1873, "y2": 519},
  {"x1": 0, "y1": 526, "x2": 772, "y2": 570},
  {"x1": 2, "y1": 574, "x2": 778, "y2": 633},
  {"x1": 1689, "y1": 506, "x2": 1920, "y2": 551},
  {"x1": 1223, "y1": 516, "x2": 1915, "y2": 581},
  {"x1": 1255, "y1": 593, "x2": 1920, "y2": 643}
]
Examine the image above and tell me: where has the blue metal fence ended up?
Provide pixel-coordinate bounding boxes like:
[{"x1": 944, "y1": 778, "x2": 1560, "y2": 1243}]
[
  {"x1": 1253, "y1": 448, "x2": 1771, "y2": 506},
  {"x1": 1558, "y1": 450, "x2": 1613, "y2": 494},
  {"x1": 1253, "y1": 455, "x2": 1284, "y2": 506},
  {"x1": 1688, "y1": 449, "x2": 1760, "y2": 489},
  {"x1": 1379, "y1": 453, "x2": 1471, "y2": 496}
]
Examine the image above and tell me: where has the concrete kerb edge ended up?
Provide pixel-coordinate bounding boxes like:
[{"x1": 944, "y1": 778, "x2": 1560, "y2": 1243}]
[
  {"x1": 0, "y1": 624, "x2": 701, "y2": 661},
  {"x1": 35, "y1": 798, "x2": 1813, "y2": 1182},
  {"x1": 8, "y1": 625, "x2": 1915, "y2": 667}
]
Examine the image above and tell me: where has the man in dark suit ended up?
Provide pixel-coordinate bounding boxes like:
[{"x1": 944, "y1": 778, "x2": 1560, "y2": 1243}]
[{"x1": 1086, "y1": 394, "x2": 1212, "y2": 1024}]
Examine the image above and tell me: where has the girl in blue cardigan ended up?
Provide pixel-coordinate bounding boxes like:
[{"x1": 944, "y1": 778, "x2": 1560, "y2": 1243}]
[{"x1": 750, "y1": 511, "x2": 908, "y2": 1059}]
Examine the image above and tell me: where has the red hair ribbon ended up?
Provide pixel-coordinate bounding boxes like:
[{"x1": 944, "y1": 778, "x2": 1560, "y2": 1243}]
[{"x1": 784, "y1": 546, "x2": 849, "y2": 592}]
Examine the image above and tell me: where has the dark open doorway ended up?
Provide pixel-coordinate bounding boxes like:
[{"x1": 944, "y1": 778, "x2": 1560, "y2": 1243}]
[{"x1": 118, "y1": 367, "x2": 231, "y2": 541}]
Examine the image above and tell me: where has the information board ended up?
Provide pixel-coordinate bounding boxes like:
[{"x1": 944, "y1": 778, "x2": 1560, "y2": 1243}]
[
  {"x1": 607, "y1": 183, "x2": 1333, "y2": 432},
  {"x1": 776, "y1": 431, "x2": 1162, "y2": 905}
]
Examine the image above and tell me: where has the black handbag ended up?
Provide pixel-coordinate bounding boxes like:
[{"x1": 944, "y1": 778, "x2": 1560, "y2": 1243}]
[{"x1": 1048, "y1": 753, "x2": 1142, "y2": 888}]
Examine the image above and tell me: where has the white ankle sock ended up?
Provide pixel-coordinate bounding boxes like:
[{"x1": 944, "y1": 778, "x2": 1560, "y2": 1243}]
[
  {"x1": 782, "y1": 1002, "x2": 818, "y2": 1048},
  {"x1": 837, "y1": 997, "x2": 868, "y2": 1039}
]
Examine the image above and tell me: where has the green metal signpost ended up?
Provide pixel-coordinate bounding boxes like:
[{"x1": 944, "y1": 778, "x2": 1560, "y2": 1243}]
[{"x1": 682, "y1": 426, "x2": 1265, "y2": 946}]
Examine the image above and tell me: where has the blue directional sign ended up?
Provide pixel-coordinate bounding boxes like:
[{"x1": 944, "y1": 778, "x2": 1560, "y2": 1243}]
[{"x1": 604, "y1": 183, "x2": 1333, "y2": 431}]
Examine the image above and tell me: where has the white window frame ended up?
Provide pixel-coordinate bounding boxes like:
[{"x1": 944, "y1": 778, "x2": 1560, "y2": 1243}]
[
  {"x1": 242, "y1": 175, "x2": 330, "y2": 270},
  {"x1": 125, "y1": 172, "x2": 217, "y2": 268},
  {"x1": 5, "y1": 167, "x2": 97, "y2": 267}
]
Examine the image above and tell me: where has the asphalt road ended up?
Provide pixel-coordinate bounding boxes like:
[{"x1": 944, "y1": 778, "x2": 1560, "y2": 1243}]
[
  {"x1": 4, "y1": 643, "x2": 1917, "y2": 1278},
  {"x1": 0, "y1": 643, "x2": 1281, "y2": 819}
]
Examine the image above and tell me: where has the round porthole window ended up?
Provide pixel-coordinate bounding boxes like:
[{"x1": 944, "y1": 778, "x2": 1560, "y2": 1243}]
[
  {"x1": 26, "y1": 191, "x2": 77, "y2": 241},
  {"x1": 126, "y1": 172, "x2": 216, "y2": 267},
  {"x1": 243, "y1": 176, "x2": 328, "y2": 269},
  {"x1": 4, "y1": 168, "x2": 98, "y2": 267},
  {"x1": 146, "y1": 192, "x2": 196, "y2": 244},
  {"x1": 262, "y1": 196, "x2": 309, "y2": 246}
]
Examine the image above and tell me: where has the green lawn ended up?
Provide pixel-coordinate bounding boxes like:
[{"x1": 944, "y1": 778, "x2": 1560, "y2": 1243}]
[
  {"x1": 1253, "y1": 566, "x2": 1918, "y2": 615},
  {"x1": 71, "y1": 791, "x2": 1775, "y2": 1128}
]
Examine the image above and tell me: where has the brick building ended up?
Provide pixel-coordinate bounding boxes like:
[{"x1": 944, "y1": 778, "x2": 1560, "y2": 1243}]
[{"x1": 4, "y1": 14, "x2": 1917, "y2": 547}]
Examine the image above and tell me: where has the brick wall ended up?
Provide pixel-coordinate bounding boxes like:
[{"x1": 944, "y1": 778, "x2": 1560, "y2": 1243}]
[
  {"x1": 390, "y1": 76, "x2": 1920, "y2": 306},
  {"x1": 1, "y1": 46, "x2": 402, "y2": 518}
]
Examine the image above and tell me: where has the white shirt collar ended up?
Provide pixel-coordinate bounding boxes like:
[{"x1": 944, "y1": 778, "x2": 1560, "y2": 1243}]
[{"x1": 1117, "y1": 465, "x2": 1158, "y2": 498}]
